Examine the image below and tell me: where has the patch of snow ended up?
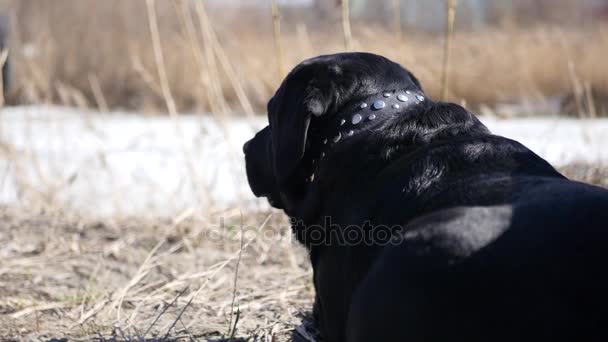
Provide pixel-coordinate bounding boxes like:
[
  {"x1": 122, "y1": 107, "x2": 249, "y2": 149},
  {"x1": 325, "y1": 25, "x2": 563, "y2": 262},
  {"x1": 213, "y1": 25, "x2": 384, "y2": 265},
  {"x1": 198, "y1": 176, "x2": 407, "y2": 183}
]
[
  {"x1": 482, "y1": 117, "x2": 608, "y2": 165},
  {"x1": 0, "y1": 106, "x2": 267, "y2": 218},
  {"x1": 0, "y1": 106, "x2": 606, "y2": 218}
]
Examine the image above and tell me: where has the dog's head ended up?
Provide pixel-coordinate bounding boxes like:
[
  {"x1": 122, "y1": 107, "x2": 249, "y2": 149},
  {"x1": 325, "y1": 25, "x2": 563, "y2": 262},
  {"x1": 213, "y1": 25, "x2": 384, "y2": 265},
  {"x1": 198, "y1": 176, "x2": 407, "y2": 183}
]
[{"x1": 243, "y1": 52, "x2": 423, "y2": 211}]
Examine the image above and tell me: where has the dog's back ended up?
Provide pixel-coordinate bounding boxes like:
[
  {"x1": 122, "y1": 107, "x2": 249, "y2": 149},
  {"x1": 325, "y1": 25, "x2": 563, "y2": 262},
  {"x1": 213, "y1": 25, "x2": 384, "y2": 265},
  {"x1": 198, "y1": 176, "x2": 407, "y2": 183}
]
[{"x1": 347, "y1": 164, "x2": 608, "y2": 342}]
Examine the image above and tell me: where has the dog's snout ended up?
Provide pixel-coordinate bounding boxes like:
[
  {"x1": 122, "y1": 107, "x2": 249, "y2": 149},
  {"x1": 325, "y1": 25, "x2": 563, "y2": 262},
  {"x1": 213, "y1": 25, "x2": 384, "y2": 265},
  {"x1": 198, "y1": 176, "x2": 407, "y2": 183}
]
[{"x1": 243, "y1": 140, "x2": 251, "y2": 154}]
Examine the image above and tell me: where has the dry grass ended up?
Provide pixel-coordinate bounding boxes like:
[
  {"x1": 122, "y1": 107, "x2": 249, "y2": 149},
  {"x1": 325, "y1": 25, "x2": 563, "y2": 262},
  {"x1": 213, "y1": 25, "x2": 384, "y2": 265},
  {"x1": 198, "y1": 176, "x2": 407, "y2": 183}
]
[
  {"x1": 0, "y1": 206, "x2": 313, "y2": 341},
  {"x1": 0, "y1": 164, "x2": 605, "y2": 340},
  {"x1": 560, "y1": 163, "x2": 608, "y2": 188},
  {"x1": 4, "y1": 0, "x2": 608, "y2": 114}
]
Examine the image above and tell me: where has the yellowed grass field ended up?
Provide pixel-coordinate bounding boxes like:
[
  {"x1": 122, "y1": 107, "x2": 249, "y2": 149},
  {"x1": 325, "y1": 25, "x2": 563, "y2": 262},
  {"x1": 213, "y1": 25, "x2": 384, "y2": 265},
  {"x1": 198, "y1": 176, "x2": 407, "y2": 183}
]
[{"x1": 5, "y1": 0, "x2": 608, "y2": 114}]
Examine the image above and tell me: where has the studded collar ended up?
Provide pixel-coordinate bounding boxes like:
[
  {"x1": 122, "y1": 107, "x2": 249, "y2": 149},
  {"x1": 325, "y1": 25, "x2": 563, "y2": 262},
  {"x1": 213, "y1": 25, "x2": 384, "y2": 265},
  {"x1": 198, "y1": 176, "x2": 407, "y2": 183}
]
[{"x1": 306, "y1": 89, "x2": 427, "y2": 182}]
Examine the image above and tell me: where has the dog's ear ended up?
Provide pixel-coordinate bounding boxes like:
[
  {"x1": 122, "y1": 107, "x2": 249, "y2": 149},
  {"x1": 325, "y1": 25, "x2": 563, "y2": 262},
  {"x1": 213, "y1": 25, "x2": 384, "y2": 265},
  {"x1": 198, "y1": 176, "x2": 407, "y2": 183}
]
[{"x1": 267, "y1": 66, "x2": 335, "y2": 193}]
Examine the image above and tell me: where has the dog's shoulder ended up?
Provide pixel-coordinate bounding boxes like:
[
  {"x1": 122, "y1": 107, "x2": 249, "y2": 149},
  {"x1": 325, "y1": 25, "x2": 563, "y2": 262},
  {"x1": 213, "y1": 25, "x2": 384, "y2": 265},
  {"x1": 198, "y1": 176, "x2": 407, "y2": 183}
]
[{"x1": 398, "y1": 205, "x2": 513, "y2": 261}]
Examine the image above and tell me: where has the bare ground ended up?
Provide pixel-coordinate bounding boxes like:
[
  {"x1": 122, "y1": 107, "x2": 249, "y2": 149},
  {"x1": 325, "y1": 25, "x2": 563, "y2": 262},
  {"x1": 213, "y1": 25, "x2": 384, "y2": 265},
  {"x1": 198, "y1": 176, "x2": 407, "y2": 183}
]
[
  {"x1": 0, "y1": 208, "x2": 314, "y2": 341},
  {"x1": 0, "y1": 164, "x2": 606, "y2": 341}
]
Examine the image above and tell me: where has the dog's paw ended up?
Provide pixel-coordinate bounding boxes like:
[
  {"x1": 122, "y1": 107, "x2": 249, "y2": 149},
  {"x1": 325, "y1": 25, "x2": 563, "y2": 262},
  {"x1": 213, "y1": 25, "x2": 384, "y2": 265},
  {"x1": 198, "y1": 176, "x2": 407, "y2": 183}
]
[{"x1": 293, "y1": 318, "x2": 322, "y2": 342}]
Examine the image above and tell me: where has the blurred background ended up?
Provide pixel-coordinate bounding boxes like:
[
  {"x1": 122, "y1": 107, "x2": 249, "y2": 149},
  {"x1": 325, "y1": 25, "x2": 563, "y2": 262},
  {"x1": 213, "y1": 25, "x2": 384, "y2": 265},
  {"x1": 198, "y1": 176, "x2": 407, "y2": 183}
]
[
  {"x1": 0, "y1": 1, "x2": 607, "y2": 340},
  {"x1": 0, "y1": 0, "x2": 607, "y2": 116}
]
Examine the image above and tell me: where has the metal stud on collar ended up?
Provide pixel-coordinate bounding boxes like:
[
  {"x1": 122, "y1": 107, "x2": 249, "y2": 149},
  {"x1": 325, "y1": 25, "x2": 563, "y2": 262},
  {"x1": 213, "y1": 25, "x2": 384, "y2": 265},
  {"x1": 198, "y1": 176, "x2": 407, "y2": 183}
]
[
  {"x1": 333, "y1": 132, "x2": 342, "y2": 143},
  {"x1": 372, "y1": 100, "x2": 386, "y2": 110},
  {"x1": 313, "y1": 90, "x2": 426, "y2": 178}
]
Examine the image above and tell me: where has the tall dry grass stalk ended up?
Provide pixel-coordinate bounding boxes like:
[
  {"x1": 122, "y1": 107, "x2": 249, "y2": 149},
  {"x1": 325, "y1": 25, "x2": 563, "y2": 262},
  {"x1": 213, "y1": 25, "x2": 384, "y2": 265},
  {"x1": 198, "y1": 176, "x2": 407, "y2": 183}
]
[
  {"x1": 392, "y1": 0, "x2": 402, "y2": 42},
  {"x1": 584, "y1": 83, "x2": 598, "y2": 118},
  {"x1": 270, "y1": 0, "x2": 286, "y2": 80},
  {"x1": 175, "y1": 0, "x2": 214, "y2": 114},
  {"x1": 342, "y1": 0, "x2": 353, "y2": 51},
  {"x1": 441, "y1": 0, "x2": 457, "y2": 101},
  {"x1": 146, "y1": 0, "x2": 177, "y2": 116},
  {"x1": 0, "y1": 48, "x2": 7, "y2": 107},
  {"x1": 191, "y1": 1, "x2": 247, "y2": 145},
  {"x1": 87, "y1": 74, "x2": 109, "y2": 112},
  {"x1": 227, "y1": 213, "x2": 245, "y2": 337},
  {"x1": 209, "y1": 23, "x2": 256, "y2": 119},
  {"x1": 194, "y1": 0, "x2": 230, "y2": 116},
  {"x1": 568, "y1": 61, "x2": 585, "y2": 117}
]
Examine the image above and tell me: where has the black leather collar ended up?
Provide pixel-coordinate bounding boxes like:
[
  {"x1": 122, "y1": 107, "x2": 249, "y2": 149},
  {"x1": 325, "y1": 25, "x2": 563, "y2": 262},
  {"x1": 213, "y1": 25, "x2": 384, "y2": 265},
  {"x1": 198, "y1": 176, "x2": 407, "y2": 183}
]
[{"x1": 306, "y1": 90, "x2": 427, "y2": 182}]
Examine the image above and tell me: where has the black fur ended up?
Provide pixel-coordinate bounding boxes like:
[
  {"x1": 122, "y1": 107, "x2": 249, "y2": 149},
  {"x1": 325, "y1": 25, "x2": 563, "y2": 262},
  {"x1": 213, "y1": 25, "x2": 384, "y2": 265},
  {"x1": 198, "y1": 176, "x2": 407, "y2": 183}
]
[{"x1": 243, "y1": 52, "x2": 608, "y2": 342}]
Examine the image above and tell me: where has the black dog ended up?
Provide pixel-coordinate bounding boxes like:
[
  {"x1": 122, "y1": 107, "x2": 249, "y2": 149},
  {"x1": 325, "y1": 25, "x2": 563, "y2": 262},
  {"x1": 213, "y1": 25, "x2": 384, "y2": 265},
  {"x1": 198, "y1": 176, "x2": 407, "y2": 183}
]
[{"x1": 243, "y1": 52, "x2": 608, "y2": 342}]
